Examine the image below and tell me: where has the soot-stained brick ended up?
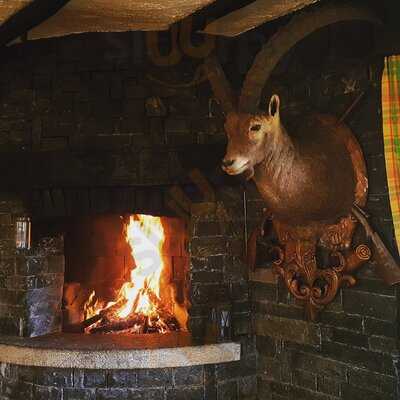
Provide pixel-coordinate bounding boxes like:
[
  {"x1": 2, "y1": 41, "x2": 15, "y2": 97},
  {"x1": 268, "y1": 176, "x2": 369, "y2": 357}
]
[
  {"x1": 127, "y1": 388, "x2": 165, "y2": 400},
  {"x1": 173, "y1": 366, "x2": 204, "y2": 386},
  {"x1": 136, "y1": 369, "x2": 172, "y2": 388},
  {"x1": 107, "y1": 370, "x2": 137, "y2": 388},
  {"x1": 238, "y1": 375, "x2": 257, "y2": 400},
  {"x1": 63, "y1": 388, "x2": 96, "y2": 400},
  {"x1": 96, "y1": 388, "x2": 129, "y2": 400},
  {"x1": 328, "y1": 327, "x2": 369, "y2": 349},
  {"x1": 291, "y1": 351, "x2": 347, "y2": 381},
  {"x1": 74, "y1": 370, "x2": 107, "y2": 388},
  {"x1": 341, "y1": 383, "x2": 396, "y2": 400},
  {"x1": 217, "y1": 381, "x2": 238, "y2": 400},
  {"x1": 343, "y1": 290, "x2": 397, "y2": 321},
  {"x1": 255, "y1": 315, "x2": 320, "y2": 346},
  {"x1": 322, "y1": 342, "x2": 395, "y2": 376},
  {"x1": 364, "y1": 317, "x2": 397, "y2": 338},
  {"x1": 32, "y1": 385, "x2": 62, "y2": 400},
  {"x1": 348, "y1": 368, "x2": 396, "y2": 395},
  {"x1": 166, "y1": 387, "x2": 204, "y2": 400},
  {"x1": 316, "y1": 376, "x2": 341, "y2": 397},
  {"x1": 35, "y1": 367, "x2": 74, "y2": 387}
]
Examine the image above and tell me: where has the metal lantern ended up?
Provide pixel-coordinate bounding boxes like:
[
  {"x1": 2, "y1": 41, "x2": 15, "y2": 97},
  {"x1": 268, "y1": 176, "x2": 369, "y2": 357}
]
[
  {"x1": 207, "y1": 306, "x2": 232, "y2": 342},
  {"x1": 219, "y1": 309, "x2": 231, "y2": 341},
  {"x1": 15, "y1": 216, "x2": 31, "y2": 250}
]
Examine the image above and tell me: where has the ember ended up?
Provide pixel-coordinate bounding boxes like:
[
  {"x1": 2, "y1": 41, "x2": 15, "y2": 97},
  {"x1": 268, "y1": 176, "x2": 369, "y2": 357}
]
[{"x1": 83, "y1": 215, "x2": 188, "y2": 334}]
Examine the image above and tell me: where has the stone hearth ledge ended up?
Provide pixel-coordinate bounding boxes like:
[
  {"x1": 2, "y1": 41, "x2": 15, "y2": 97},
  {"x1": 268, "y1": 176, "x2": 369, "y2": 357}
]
[{"x1": 0, "y1": 332, "x2": 241, "y2": 369}]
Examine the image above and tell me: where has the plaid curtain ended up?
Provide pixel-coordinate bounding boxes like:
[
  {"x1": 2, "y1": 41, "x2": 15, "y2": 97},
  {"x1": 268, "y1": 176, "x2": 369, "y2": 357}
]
[{"x1": 382, "y1": 55, "x2": 400, "y2": 249}]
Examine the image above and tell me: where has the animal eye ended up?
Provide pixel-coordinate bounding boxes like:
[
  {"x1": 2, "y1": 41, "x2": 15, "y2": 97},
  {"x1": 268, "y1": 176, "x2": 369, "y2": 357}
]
[{"x1": 250, "y1": 124, "x2": 261, "y2": 132}]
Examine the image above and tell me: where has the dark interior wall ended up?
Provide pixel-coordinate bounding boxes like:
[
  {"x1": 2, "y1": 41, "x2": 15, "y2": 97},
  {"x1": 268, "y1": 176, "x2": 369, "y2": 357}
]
[
  {"x1": 0, "y1": 31, "x2": 221, "y2": 153},
  {"x1": 0, "y1": 5, "x2": 398, "y2": 400},
  {"x1": 252, "y1": 21, "x2": 400, "y2": 400},
  {"x1": 0, "y1": 29, "x2": 228, "y2": 218}
]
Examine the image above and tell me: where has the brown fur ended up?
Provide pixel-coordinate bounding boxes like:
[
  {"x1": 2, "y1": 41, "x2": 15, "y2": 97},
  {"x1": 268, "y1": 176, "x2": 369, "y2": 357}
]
[{"x1": 222, "y1": 95, "x2": 355, "y2": 226}]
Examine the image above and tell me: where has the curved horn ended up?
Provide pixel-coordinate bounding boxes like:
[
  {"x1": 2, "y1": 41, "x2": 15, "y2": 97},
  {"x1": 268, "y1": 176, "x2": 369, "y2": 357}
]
[
  {"x1": 204, "y1": 56, "x2": 237, "y2": 113},
  {"x1": 239, "y1": 4, "x2": 381, "y2": 113}
]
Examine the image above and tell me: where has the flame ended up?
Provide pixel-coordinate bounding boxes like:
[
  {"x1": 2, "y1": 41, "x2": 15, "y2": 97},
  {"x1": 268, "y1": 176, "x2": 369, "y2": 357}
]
[
  {"x1": 83, "y1": 214, "x2": 188, "y2": 334},
  {"x1": 118, "y1": 215, "x2": 164, "y2": 318}
]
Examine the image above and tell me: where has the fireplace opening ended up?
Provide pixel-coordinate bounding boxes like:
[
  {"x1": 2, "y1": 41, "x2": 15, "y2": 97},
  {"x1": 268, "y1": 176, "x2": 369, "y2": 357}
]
[{"x1": 57, "y1": 213, "x2": 190, "y2": 335}]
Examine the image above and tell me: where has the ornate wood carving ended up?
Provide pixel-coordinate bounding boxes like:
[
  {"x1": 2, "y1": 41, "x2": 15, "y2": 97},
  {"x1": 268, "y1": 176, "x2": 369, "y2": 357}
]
[{"x1": 270, "y1": 218, "x2": 371, "y2": 321}]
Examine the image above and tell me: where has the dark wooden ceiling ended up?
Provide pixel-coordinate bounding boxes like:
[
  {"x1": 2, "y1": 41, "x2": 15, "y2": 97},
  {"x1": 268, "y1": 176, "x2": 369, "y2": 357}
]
[
  {"x1": 0, "y1": 0, "x2": 217, "y2": 40},
  {"x1": 203, "y1": 0, "x2": 320, "y2": 37},
  {"x1": 0, "y1": 0, "x2": 396, "y2": 45}
]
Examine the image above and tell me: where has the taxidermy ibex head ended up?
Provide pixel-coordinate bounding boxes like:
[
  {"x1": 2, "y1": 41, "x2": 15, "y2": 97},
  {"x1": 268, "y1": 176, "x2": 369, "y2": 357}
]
[
  {"x1": 205, "y1": 54, "x2": 357, "y2": 226},
  {"x1": 204, "y1": 3, "x2": 381, "y2": 226},
  {"x1": 204, "y1": 4, "x2": 400, "y2": 319}
]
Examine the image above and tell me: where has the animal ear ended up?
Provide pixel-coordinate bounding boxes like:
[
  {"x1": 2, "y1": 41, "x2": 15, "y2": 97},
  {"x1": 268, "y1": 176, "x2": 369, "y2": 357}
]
[{"x1": 268, "y1": 94, "x2": 280, "y2": 118}]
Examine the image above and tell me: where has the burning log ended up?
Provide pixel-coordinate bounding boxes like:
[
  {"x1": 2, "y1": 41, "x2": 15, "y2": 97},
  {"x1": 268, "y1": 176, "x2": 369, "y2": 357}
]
[
  {"x1": 64, "y1": 299, "x2": 127, "y2": 333},
  {"x1": 87, "y1": 313, "x2": 180, "y2": 334},
  {"x1": 88, "y1": 314, "x2": 146, "y2": 334}
]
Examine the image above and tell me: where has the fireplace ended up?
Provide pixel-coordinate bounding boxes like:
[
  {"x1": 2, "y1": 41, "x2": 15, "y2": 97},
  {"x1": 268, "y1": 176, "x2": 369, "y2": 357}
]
[
  {"x1": 62, "y1": 213, "x2": 189, "y2": 335},
  {"x1": 0, "y1": 185, "x2": 249, "y2": 397}
]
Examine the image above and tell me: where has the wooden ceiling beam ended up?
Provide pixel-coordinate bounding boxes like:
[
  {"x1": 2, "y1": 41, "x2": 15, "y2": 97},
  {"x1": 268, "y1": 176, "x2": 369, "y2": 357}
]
[
  {"x1": 29, "y1": 0, "x2": 216, "y2": 40},
  {"x1": 202, "y1": 0, "x2": 321, "y2": 37},
  {"x1": 0, "y1": 0, "x2": 216, "y2": 41},
  {"x1": 0, "y1": 0, "x2": 71, "y2": 46}
]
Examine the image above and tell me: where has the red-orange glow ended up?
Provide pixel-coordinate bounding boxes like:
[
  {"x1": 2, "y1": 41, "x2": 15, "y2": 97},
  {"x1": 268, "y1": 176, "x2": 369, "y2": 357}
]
[{"x1": 83, "y1": 215, "x2": 188, "y2": 334}]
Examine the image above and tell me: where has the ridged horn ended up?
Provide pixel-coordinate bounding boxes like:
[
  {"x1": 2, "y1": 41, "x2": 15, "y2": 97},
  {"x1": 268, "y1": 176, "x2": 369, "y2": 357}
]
[
  {"x1": 239, "y1": 3, "x2": 381, "y2": 113},
  {"x1": 204, "y1": 56, "x2": 237, "y2": 114}
]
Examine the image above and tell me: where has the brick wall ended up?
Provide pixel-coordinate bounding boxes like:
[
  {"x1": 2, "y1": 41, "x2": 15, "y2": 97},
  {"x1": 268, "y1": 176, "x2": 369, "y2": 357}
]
[
  {"x1": 0, "y1": 11, "x2": 398, "y2": 400},
  {"x1": 0, "y1": 32, "x2": 225, "y2": 197},
  {"x1": 0, "y1": 194, "x2": 64, "y2": 337},
  {"x1": 252, "y1": 23, "x2": 400, "y2": 400},
  {"x1": 0, "y1": 363, "x2": 257, "y2": 400}
]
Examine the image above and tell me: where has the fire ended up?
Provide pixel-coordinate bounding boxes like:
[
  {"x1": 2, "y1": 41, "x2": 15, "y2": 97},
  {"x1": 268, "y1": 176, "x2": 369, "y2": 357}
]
[{"x1": 83, "y1": 214, "x2": 188, "y2": 334}]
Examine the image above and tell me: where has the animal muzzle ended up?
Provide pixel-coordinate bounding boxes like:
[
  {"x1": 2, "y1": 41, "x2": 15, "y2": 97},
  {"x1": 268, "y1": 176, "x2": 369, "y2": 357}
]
[
  {"x1": 222, "y1": 159, "x2": 235, "y2": 168},
  {"x1": 221, "y1": 157, "x2": 251, "y2": 175}
]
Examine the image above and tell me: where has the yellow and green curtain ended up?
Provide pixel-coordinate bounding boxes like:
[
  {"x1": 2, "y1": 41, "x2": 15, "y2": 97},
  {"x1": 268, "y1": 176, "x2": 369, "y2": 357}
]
[{"x1": 382, "y1": 55, "x2": 400, "y2": 249}]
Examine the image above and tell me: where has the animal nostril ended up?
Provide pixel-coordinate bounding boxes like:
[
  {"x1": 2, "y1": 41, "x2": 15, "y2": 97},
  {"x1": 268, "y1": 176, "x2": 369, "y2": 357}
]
[{"x1": 222, "y1": 159, "x2": 235, "y2": 168}]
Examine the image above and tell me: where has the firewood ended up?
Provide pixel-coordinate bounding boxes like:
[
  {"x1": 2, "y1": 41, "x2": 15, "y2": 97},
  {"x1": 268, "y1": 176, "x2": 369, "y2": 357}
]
[{"x1": 88, "y1": 314, "x2": 146, "y2": 334}]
